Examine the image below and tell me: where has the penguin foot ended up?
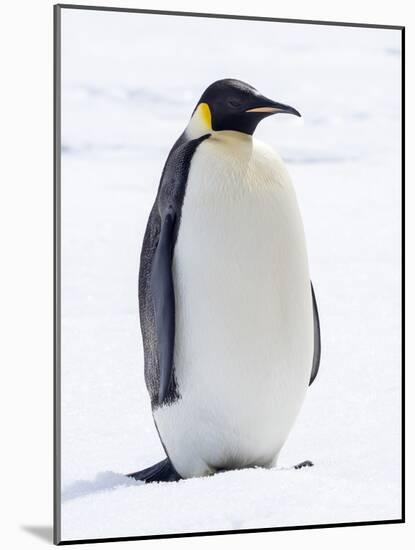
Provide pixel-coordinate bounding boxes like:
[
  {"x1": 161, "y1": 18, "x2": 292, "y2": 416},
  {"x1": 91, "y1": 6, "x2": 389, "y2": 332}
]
[
  {"x1": 127, "y1": 458, "x2": 181, "y2": 483},
  {"x1": 294, "y1": 460, "x2": 314, "y2": 470}
]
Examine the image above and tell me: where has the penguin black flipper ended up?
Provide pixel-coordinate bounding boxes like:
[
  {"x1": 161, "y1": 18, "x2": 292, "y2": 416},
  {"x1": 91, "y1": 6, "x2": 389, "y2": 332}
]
[
  {"x1": 127, "y1": 458, "x2": 181, "y2": 483},
  {"x1": 139, "y1": 133, "x2": 211, "y2": 408},
  {"x1": 309, "y1": 282, "x2": 321, "y2": 385}
]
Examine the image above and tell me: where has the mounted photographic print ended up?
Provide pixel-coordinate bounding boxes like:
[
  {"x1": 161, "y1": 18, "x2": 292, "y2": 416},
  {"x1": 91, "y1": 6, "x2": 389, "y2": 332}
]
[{"x1": 54, "y1": 4, "x2": 404, "y2": 545}]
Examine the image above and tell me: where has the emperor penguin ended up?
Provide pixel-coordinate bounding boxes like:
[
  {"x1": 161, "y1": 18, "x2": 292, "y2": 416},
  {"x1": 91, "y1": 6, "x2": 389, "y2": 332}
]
[{"x1": 129, "y1": 78, "x2": 321, "y2": 483}]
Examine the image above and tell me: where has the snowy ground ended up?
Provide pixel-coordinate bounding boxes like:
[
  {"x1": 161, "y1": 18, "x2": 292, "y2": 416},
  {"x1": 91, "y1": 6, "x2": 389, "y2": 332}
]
[{"x1": 59, "y1": 8, "x2": 402, "y2": 542}]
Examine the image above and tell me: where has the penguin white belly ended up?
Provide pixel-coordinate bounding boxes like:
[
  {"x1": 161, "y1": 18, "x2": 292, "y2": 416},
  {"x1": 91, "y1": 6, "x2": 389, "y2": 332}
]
[{"x1": 153, "y1": 131, "x2": 314, "y2": 478}]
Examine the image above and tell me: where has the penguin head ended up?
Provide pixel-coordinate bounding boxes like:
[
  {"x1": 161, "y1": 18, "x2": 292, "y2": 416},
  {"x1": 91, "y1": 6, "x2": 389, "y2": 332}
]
[{"x1": 188, "y1": 78, "x2": 301, "y2": 137}]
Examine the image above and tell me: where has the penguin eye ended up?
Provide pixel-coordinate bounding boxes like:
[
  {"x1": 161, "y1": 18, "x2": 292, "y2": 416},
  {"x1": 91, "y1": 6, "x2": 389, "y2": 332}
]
[{"x1": 228, "y1": 98, "x2": 242, "y2": 109}]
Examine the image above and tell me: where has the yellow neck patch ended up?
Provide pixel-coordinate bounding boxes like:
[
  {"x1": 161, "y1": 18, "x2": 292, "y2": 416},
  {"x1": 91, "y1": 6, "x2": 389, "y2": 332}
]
[{"x1": 196, "y1": 102, "x2": 212, "y2": 130}]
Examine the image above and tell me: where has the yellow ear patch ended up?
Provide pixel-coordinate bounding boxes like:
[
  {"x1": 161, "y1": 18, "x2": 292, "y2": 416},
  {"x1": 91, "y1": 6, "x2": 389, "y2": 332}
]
[{"x1": 196, "y1": 102, "x2": 212, "y2": 130}]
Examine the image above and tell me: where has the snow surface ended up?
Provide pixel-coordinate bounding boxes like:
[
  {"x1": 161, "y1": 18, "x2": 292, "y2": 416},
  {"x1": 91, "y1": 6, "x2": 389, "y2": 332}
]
[{"x1": 59, "y1": 8, "x2": 402, "y2": 542}]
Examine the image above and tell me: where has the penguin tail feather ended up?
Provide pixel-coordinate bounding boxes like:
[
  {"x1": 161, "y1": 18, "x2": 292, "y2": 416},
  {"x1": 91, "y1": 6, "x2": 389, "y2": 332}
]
[{"x1": 127, "y1": 458, "x2": 181, "y2": 483}]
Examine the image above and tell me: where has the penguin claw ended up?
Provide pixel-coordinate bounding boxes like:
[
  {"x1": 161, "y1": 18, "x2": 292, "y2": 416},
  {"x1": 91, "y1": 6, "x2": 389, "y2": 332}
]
[{"x1": 294, "y1": 460, "x2": 314, "y2": 470}]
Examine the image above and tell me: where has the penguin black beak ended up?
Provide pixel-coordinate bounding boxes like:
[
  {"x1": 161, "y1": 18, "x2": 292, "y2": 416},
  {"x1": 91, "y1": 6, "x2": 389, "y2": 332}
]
[{"x1": 246, "y1": 98, "x2": 301, "y2": 117}]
